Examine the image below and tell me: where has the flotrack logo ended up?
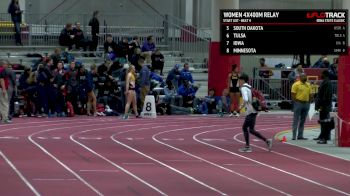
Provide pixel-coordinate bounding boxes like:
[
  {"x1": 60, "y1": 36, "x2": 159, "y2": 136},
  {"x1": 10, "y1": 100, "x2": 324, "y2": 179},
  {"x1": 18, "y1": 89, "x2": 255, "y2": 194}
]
[{"x1": 306, "y1": 12, "x2": 345, "y2": 19}]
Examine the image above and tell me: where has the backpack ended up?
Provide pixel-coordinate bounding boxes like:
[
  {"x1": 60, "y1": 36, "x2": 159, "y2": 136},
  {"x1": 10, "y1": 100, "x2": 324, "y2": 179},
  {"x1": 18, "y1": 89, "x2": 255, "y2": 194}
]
[{"x1": 243, "y1": 85, "x2": 267, "y2": 112}]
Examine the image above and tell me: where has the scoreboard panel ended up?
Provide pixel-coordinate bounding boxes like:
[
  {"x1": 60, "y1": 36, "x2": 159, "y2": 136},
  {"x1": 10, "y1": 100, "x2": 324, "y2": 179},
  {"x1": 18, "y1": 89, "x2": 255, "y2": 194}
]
[{"x1": 221, "y1": 10, "x2": 348, "y2": 55}]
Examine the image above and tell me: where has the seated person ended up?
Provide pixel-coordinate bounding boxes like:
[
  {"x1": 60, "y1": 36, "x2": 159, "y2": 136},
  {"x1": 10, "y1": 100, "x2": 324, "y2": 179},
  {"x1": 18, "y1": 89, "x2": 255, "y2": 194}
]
[
  {"x1": 59, "y1": 23, "x2": 75, "y2": 50},
  {"x1": 193, "y1": 88, "x2": 219, "y2": 114},
  {"x1": 217, "y1": 88, "x2": 231, "y2": 115},
  {"x1": 178, "y1": 80, "x2": 197, "y2": 108},
  {"x1": 141, "y1": 35, "x2": 156, "y2": 54},
  {"x1": 163, "y1": 80, "x2": 182, "y2": 106},
  {"x1": 116, "y1": 37, "x2": 129, "y2": 64},
  {"x1": 104, "y1": 34, "x2": 118, "y2": 60},
  {"x1": 180, "y1": 63, "x2": 194, "y2": 86},
  {"x1": 73, "y1": 22, "x2": 91, "y2": 51},
  {"x1": 166, "y1": 64, "x2": 181, "y2": 90}
]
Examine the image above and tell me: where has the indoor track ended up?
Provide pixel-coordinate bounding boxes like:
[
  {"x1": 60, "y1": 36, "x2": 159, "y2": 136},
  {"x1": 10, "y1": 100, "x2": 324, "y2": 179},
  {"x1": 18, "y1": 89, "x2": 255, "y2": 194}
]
[{"x1": 0, "y1": 114, "x2": 349, "y2": 195}]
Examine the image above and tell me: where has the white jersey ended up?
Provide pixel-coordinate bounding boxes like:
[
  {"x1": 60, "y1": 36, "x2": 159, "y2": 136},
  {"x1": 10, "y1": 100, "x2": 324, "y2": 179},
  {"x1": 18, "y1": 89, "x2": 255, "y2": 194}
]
[{"x1": 240, "y1": 83, "x2": 257, "y2": 115}]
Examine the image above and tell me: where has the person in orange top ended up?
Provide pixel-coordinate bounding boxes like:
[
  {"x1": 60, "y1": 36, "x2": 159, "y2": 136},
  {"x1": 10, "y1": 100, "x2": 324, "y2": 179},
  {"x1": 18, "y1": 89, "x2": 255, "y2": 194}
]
[{"x1": 227, "y1": 64, "x2": 240, "y2": 117}]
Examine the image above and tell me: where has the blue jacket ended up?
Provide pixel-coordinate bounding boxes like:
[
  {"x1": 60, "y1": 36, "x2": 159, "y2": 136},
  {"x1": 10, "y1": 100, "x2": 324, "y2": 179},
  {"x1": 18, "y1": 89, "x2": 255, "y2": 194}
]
[
  {"x1": 180, "y1": 69, "x2": 194, "y2": 84},
  {"x1": 140, "y1": 65, "x2": 150, "y2": 87},
  {"x1": 178, "y1": 84, "x2": 196, "y2": 97},
  {"x1": 141, "y1": 41, "x2": 155, "y2": 52}
]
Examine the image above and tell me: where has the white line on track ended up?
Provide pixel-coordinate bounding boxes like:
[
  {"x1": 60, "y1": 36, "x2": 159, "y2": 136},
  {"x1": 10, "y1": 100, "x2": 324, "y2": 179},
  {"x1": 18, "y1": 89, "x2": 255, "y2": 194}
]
[
  {"x1": 195, "y1": 127, "x2": 350, "y2": 195},
  {"x1": 79, "y1": 170, "x2": 119, "y2": 173},
  {"x1": 111, "y1": 125, "x2": 228, "y2": 196},
  {"x1": 32, "y1": 178, "x2": 77, "y2": 181},
  {"x1": 28, "y1": 121, "x2": 127, "y2": 196},
  {"x1": 0, "y1": 136, "x2": 19, "y2": 139},
  {"x1": 0, "y1": 151, "x2": 40, "y2": 196},
  {"x1": 70, "y1": 124, "x2": 171, "y2": 195},
  {"x1": 122, "y1": 163, "x2": 155, "y2": 165},
  {"x1": 153, "y1": 126, "x2": 291, "y2": 195},
  {"x1": 233, "y1": 133, "x2": 350, "y2": 178}
]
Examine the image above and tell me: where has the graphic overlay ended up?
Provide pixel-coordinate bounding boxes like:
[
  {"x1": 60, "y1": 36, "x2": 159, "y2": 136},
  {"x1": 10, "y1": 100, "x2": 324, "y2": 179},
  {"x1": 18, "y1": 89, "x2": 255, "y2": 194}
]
[{"x1": 221, "y1": 10, "x2": 348, "y2": 54}]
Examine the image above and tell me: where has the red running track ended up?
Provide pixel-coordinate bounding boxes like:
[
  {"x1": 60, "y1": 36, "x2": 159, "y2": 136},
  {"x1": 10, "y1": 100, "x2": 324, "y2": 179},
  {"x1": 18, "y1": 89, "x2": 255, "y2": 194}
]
[{"x1": 0, "y1": 114, "x2": 349, "y2": 195}]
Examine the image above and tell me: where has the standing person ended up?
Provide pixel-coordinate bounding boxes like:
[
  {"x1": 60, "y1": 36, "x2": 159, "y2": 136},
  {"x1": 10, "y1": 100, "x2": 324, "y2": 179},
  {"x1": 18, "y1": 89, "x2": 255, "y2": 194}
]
[
  {"x1": 238, "y1": 73, "x2": 272, "y2": 153},
  {"x1": 122, "y1": 65, "x2": 139, "y2": 119},
  {"x1": 6, "y1": 64, "x2": 17, "y2": 119},
  {"x1": 0, "y1": 60, "x2": 11, "y2": 123},
  {"x1": 151, "y1": 49, "x2": 165, "y2": 75},
  {"x1": 227, "y1": 64, "x2": 240, "y2": 117},
  {"x1": 86, "y1": 64, "x2": 98, "y2": 116},
  {"x1": 8, "y1": 0, "x2": 23, "y2": 45},
  {"x1": 315, "y1": 70, "x2": 333, "y2": 144},
  {"x1": 89, "y1": 10, "x2": 99, "y2": 52},
  {"x1": 291, "y1": 73, "x2": 312, "y2": 140},
  {"x1": 139, "y1": 56, "x2": 150, "y2": 109}
]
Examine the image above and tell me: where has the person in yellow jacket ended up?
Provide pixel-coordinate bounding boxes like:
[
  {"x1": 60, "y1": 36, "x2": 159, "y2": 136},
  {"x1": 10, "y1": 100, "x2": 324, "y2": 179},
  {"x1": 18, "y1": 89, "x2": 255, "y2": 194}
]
[{"x1": 291, "y1": 74, "x2": 313, "y2": 140}]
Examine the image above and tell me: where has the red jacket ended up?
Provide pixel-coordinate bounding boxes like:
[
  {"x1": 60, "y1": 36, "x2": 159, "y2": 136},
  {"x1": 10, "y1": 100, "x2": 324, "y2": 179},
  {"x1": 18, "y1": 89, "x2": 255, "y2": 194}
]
[{"x1": 0, "y1": 67, "x2": 9, "y2": 90}]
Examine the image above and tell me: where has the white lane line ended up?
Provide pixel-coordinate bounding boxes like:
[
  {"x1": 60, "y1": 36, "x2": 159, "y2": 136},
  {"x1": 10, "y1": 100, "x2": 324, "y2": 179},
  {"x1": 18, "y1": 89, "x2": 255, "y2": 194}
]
[
  {"x1": 161, "y1": 138, "x2": 184, "y2": 141},
  {"x1": 79, "y1": 170, "x2": 119, "y2": 173},
  {"x1": 0, "y1": 151, "x2": 40, "y2": 196},
  {"x1": 122, "y1": 163, "x2": 155, "y2": 165},
  {"x1": 124, "y1": 137, "x2": 145, "y2": 141},
  {"x1": 195, "y1": 128, "x2": 350, "y2": 196},
  {"x1": 70, "y1": 124, "x2": 169, "y2": 196},
  {"x1": 78, "y1": 137, "x2": 102, "y2": 140},
  {"x1": 37, "y1": 137, "x2": 47, "y2": 140},
  {"x1": 202, "y1": 138, "x2": 227, "y2": 142},
  {"x1": 112, "y1": 125, "x2": 228, "y2": 196},
  {"x1": 233, "y1": 133, "x2": 350, "y2": 177},
  {"x1": 52, "y1": 137, "x2": 61, "y2": 140},
  {"x1": 32, "y1": 178, "x2": 77, "y2": 181},
  {"x1": 153, "y1": 127, "x2": 291, "y2": 196},
  {"x1": 0, "y1": 136, "x2": 19, "y2": 139},
  {"x1": 223, "y1": 163, "x2": 261, "y2": 167},
  {"x1": 28, "y1": 122, "x2": 121, "y2": 196},
  {"x1": 0, "y1": 119, "x2": 94, "y2": 129},
  {"x1": 166, "y1": 160, "x2": 202, "y2": 163}
]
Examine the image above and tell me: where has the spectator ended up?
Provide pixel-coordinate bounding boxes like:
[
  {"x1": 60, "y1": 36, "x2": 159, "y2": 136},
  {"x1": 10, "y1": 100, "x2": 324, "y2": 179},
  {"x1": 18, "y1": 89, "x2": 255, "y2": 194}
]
[
  {"x1": 104, "y1": 34, "x2": 118, "y2": 60},
  {"x1": 166, "y1": 64, "x2": 181, "y2": 90},
  {"x1": 329, "y1": 58, "x2": 338, "y2": 80},
  {"x1": 0, "y1": 60, "x2": 11, "y2": 123},
  {"x1": 59, "y1": 23, "x2": 75, "y2": 50},
  {"x1": 139, "y1": 56, "x2": 151, "y2": 108},
  {"x1": 77, "y1": 64, "x2": 89, "y2": 114},
  {"x1": 151, "y1": 49, "x2": 165, "y2": 75},
  {"x1": 123, "y1": 65, "x2": 139, "y2": 119},
  {"x1": 315, "y1": 70, "x2": 333, "y2": 144},
  {"x1": 52, "y1": 61, "x2": 66, "y2": 117},
  {"x1": 195, "y1": 88, "x2": 218, "y2": 114},
  {"x1": 164, "y1": 80, "x2": 182, "y2": 106},
  {"x1": 131, "y1": 48, "x2": 142, "y2": 72},
  {"x1": 141, "y1": 35, "x2": 156, "y2": 54},
  {"x1": 64, "y1": 61, "x2": 79, "y2": 113},
  {"x1": 18, "y1": 66, "x2": 36, "y2": 117},
  {"x1": 180, "y1": 63, "x2": 194, "y2": 86},
  {"x1": 36, "y1": 64, "x2": 54, "y2": 117},
  {"x1": 288, "y1": 64, "x2": 305, "y2": 84},
  {"x1": 87, "y1": 64, "x2": 98, "y2": 116},
  {"x1": 8, "y1": 0, "x2": 23, "y2": 45},
  {"x1": 217, "y1": 88, "x2": 231, "y2": 116},
  {"x1": 116, "y1": 37, "x2": 129, "y2": 64},
  {"x1": 178, "y1": 80, "x2": 197, "y2": 108},
  {"x1": 291, "y1": 73, "x2": 312, "y2": 140},
  {"x1": 128, "y1": 36, "x2": 141, "y2": 61},
  {"x1": 258, "y1": 58, "x2": 273, "y2": 78},
  {"x1": 89, "y1": 10, "x2": 100, "y2": 51},
  {"x1": 73, "y1": 22, "x2": 91, "y2": 52},
  {"x1": 227, "y1": 64, "x2": 240, "y2": 117},
  {"x1": 50, "y1": 48, "x2": 62, "y2": 68},
  {"x1": 312, "y1": 55, "x2": 328, "y2": 68},
  {"x1": 6, "y1": 64, "x2": 17, "y2": 119}
]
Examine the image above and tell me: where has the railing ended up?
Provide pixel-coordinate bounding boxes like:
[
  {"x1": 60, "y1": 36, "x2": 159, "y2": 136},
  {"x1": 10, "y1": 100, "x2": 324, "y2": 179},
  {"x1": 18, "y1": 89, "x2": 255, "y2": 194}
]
[
  {"x1": 0, "y1": 13, "x2": 210, "y2": 64},
  {"x1": 251, "y1": 78, "x2": 338, "y2": 102}
]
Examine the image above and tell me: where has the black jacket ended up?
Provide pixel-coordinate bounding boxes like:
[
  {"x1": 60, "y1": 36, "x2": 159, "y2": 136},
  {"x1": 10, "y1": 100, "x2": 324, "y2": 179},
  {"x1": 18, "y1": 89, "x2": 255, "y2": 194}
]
[
  {"x1": 88, "y1": 17, "x2": 99, "y2": 36},
  {"x1": 315, "y1": 78, "x2": 333, "y2": 112},
  {"x1": 8, "y1": 2, "x2": 21, "y2": 22}
]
